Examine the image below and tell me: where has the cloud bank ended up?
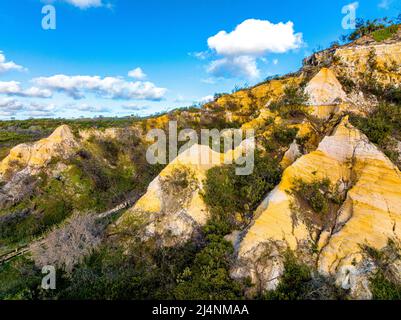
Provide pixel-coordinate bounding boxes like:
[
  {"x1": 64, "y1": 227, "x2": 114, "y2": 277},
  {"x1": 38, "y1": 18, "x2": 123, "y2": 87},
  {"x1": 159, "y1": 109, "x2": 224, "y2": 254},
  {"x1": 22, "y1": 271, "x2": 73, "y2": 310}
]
[
  {"x1": 0, "y1": 98, "x2": 56, "y2": 118},
  {"x1": 33, "y1": 75, "x2": 167, "y2": 100},
  {"x1": 0, "y1": 81, "x2": 52, "y2": 98}
]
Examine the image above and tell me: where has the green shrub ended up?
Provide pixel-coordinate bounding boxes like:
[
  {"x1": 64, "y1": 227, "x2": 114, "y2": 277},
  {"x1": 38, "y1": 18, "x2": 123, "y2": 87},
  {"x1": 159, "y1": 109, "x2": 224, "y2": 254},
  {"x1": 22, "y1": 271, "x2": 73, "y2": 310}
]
[
  {"x1": 264, "y1": 251, "x2": 311, "y2": 300},
  {"x1": 0, "y1": 257, "x2": 42, "y2": 300},
  {"x1": 350, "y1": 103, "x2": 401, "y2": 146},
  {"x1": 372, "y1": 25, "x2": 399, "y2": 42},
  {"x1": 363, "y1": 239, "x2": 401, "y2": 299},
  {"x1": 360, "y1": 116, "x2": 392, "y2": 145},
  {"x1": 261, "y1": 123, "x2": 301, "y2": 155},
  {"x1": 202, "y1": 219, "x2": 232, "y2": 239},
  {"x1": 269, "y1": 84, "x2": 309, "y2": 118},
  {"x1": 291, "y1": 178, "x2": 342, "y2": 215},
  {"x1": 281, "y1": 84, "x2": 310, "y2": 106},
  {"x1": 96, "y1": 138, "x2": 120, "y2": 165},
  {"x1": 173, "y1": 234, "x2": 243, "y2": 300},
  {"x1": 370, "y1": 271, "x2": 401, "y2": 299},
  {"x1": 337, "y1": 75, "x2": 356, "y2": 94},
  {"x1": 203, "y1": 151, "x2": 282, "y2": 229},
  {"x1": 382, "y1": 87, "x2": 401, "y2": 105},
  {"x1": 272, "y1": 125, "x2": 299, "y2": 145},
  {"x1": 289, "y1": 178, "x2": 345, "y2": 245},
  {"x1": 160, "y1": 165, "x2": 197, "y2": 194}
]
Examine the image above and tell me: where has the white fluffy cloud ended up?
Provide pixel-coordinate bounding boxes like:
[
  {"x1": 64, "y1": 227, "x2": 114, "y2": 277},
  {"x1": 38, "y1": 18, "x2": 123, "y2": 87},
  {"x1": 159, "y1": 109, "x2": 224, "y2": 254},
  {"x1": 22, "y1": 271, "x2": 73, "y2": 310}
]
[
  {"x1": 204, "y1": 19, "x2": 303, "y2": 80},
  {"x1": 128, "y1": 67, "x2": 147, "y2": 80},
  {"x1": 0, "y1": 81, "x2": 52, "y2": 98},
  {"x1": 208, "y1": 19, "x2": 303, "y2": 56},
  {"x1": 63, "y1": 0, "x2": 103, "y2": 9},
  {"x1": 33, "y1": 75, "x2": 167, "y2": 101},
  {"x1": 0, "y1": 52, "x2": 25, "y2": 74},
  {"x1": 207, "y1": 56, "x2": 260, "y2": 79}
]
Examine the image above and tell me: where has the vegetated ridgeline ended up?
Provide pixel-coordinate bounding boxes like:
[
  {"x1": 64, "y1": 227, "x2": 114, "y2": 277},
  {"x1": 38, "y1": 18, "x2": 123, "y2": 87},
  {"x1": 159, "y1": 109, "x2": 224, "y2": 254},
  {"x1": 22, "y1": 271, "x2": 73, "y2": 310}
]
[{"x1": 1, "y1": 24, "x2": 401, "y2": 300}]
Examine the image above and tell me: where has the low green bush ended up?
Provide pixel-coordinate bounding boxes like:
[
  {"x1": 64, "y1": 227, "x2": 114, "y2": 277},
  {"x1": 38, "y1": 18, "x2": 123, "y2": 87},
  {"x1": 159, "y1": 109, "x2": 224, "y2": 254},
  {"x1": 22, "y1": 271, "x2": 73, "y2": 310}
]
[
  {"x1": 203, "y1": 151, "x2": 282, "y2": 229},
  {"x1": 160, "y1": 165, "x2": 197, "y2": 194},
  {"x1": 372, "y1": 25, "x2": 399, "y2": 42},
  {"x1": 350, "y1": 103, "x2": 401, "y2": 145},
  {"x1": 272, "y1": 125, "x2": 299, "y2": 145},
  {"x1": 269, "y1": 84, "x2": 309, "y2": 118},
  {"x1": 370, "y1": 271, "x2": 401, "y2": 299},
  {"x1": 264, "y1": 251, "x2": 311, "y2": 300},
  {"x1": 291, "y1": 178, "x2": 343, "y2": 215},
  {"x1": 363, "y1": 240, "x2": 401, "y2": 300},
  {"x1": 0, "y1": 257, "x2": 43, "y2": 300},
  {"x1": 173, "y1": 233, "x2": 243, "y2": 300}
]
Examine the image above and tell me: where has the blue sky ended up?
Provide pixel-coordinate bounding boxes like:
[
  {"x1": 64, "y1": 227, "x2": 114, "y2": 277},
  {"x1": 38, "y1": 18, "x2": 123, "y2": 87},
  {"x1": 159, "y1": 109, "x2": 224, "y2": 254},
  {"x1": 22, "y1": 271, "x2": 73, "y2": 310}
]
[{"x1": 0, "y1": 0, "x2": 399, "y2": 119}]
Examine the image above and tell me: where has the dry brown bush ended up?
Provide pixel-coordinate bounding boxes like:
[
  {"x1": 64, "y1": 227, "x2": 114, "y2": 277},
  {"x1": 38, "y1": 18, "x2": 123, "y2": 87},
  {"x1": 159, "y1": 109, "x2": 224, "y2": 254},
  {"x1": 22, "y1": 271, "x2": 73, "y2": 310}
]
[{"x1": 31, "y1": 213, "x2": 104, "y2": 273}]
